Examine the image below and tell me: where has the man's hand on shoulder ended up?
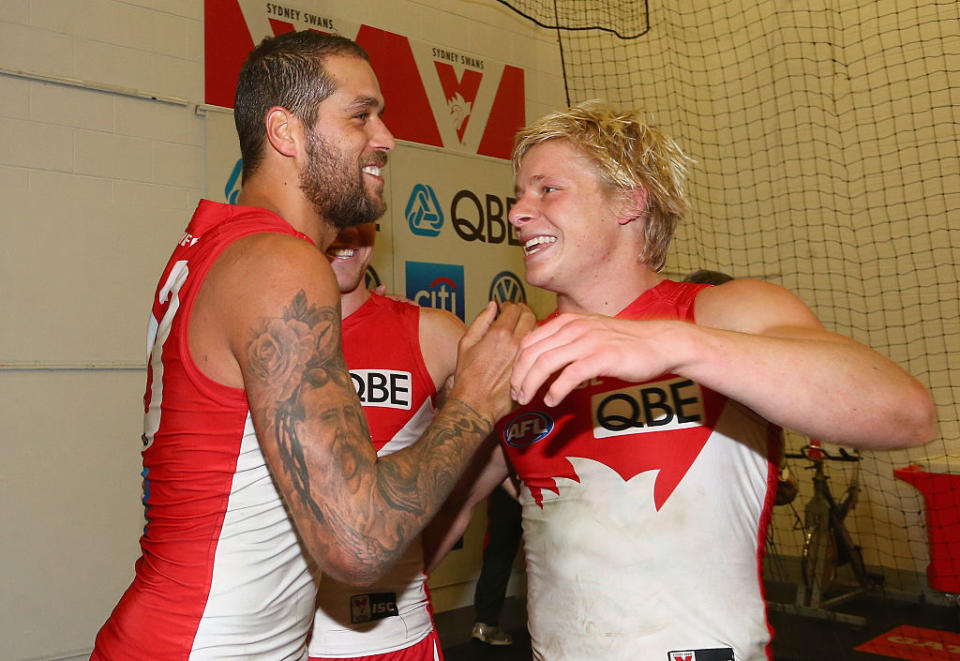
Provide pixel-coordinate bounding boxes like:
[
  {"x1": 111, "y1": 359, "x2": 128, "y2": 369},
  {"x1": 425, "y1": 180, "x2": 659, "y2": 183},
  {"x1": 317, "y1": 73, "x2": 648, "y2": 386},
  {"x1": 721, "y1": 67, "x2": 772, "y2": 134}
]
[{"x1": 510, "y1": 312, "x2": 683, "y2": 407}]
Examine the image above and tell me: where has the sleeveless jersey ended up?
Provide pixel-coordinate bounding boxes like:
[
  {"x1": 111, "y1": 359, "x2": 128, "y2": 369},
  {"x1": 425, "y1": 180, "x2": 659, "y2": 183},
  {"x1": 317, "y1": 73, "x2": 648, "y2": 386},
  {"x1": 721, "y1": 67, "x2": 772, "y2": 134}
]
[
  {"x1": 308, "y1": 294, "x2": 439, "y2": 658},
  {"x1": 92, "y1": 200, "x2": 318, "y2": 660},
  {"x1": 497, "y1": 280, "x2": 779, "y2": 661}
]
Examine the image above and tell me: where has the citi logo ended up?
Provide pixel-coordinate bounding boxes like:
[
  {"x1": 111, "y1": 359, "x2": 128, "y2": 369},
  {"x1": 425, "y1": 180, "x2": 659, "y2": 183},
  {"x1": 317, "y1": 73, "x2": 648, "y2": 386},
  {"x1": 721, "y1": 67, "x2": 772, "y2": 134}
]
[
  {"x1": 405, "y1": 183, "x2": 444, "y2": 236},
  {"x1": 488, "y1": 270, "x2": 526, "y2": 305},
  {"x1": 503, "y1": 411, "x2": 553, "y2": 447},
  {"x1": 405, "y1": 261, "x2": 465, "y2": 320}
]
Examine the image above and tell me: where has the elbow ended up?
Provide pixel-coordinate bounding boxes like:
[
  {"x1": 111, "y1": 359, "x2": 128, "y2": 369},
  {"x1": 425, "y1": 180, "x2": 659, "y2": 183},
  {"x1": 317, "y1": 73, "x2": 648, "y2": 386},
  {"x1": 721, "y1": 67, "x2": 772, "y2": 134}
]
[
  {"x1": 309, "y1": 541, "x2": 403, "y2": 587},
  {"x1": 321, "y1": 554, "x2": 393, "y2": 587},
  {"x1": 888, "y1": 381, "x2": 938, "y2": 449},
  {"x1": 328, "y1": 567, "x2": 383, "y2": 588},
  {"x1": 903, "y1": 387, "x2": 938, "y2": 448}
]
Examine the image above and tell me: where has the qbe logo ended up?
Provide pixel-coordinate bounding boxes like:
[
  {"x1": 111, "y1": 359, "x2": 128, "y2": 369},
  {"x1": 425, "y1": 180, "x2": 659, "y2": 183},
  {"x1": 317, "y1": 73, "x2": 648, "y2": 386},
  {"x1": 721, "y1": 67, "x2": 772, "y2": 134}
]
[
  {"x1": 406, "y1": 184, "x2": 444, "y2": 236},
  {"x1": 488, "y1": 271, "x2": 526, "y2": 305},
  {"x1": 405, "y1": 261, "x2": 465, "y2": 321},
  {"x1": 451, "y1": 190, "x2": 522, "y2": 245}
]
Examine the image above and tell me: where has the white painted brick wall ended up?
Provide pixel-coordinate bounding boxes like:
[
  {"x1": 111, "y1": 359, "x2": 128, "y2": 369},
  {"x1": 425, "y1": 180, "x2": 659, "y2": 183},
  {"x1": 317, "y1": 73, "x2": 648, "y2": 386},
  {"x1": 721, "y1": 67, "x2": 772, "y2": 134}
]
[
  {"x1": 0, "y1": 21, "x2": 75, "y2": 76},
  {"x1": 29, "y1": 83, "x2": 115, "y2": 131},
  {"x1": 0, "y1": 115, "x2": 75, "y2": 170},
  {"x1": 0, "y1": 75, "x2": 29, "y2": 117}
]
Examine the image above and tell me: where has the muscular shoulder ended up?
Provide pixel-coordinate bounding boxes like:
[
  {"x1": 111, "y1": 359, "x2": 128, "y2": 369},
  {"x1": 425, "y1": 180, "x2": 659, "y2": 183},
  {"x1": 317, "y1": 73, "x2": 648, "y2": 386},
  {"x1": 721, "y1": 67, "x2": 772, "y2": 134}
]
[
  {"x1": 193, "y1": 232, "x2": 340, "y2": 385},
  {"x1": 694, "y1": 278, "x2": 824, "y2": 335},
  {"x1": 418, "y1": 306, "x2": 466, "y2": 389},
  {"x1": 420, "y1": 306, "x2": 466, "y2": 341}
]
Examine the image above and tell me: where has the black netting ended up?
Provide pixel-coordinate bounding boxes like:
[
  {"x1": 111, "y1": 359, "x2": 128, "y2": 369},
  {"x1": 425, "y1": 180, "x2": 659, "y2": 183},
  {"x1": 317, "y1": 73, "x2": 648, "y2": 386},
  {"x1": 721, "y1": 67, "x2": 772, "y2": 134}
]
[{"x1": 503, "y1": 0, "x2": 960, "y2": 603}]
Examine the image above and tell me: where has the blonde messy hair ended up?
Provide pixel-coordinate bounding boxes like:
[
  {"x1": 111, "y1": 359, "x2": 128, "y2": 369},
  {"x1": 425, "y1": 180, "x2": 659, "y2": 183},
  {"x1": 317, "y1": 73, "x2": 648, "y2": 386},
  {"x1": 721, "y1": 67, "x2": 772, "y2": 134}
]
[{"x1": 512, "y1": 100, "x2": 693, "y2": 271}]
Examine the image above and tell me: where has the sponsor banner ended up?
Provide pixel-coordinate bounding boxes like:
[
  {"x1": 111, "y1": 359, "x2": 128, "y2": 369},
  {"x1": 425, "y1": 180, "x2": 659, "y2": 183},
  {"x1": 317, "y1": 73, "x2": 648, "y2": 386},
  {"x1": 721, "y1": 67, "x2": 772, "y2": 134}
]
[
  {"x1": 204, "y1": 0, "x2": 524, "y2": 159},
  {"x1": 390, "y1": 147, "x2": 554, "y2": 321}
]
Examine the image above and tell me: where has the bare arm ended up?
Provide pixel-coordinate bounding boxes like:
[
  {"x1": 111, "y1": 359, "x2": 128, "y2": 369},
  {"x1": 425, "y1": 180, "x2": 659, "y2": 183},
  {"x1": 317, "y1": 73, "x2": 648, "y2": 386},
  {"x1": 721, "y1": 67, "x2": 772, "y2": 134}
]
[
  {"x1": 418, "y1": 305, "x2": 466, "y2": 406},
  {"x1": 510, "y1": 278, "x2": 936, "y2": 450},
  {"x1": 197, "y1": 234, "x2": 534, "y2": 584},
  {"x1": 422, "y1": 435, "x2": 511, "y2": 573}
]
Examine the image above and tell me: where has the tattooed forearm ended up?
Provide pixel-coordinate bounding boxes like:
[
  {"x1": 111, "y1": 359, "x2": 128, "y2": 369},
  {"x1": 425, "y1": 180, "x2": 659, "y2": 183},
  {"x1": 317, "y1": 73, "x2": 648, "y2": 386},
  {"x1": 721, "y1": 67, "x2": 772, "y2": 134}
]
[
  {"x1": 245, "y1": 289, "x2": 501, "y2": 583},
  {"x1": 386, "y1": 398, "x2": 492, "y2": 514},
  {"x1": 330, "y1": 397, "x2": 495, "y2": 578}
]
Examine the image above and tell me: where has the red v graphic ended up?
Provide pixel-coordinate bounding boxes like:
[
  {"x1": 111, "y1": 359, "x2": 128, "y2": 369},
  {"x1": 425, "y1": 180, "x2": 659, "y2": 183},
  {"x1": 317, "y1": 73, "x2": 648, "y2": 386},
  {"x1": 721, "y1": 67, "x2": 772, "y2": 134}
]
[{"x1": 434, "y1": 62, "x2": 483, "y2": 141}]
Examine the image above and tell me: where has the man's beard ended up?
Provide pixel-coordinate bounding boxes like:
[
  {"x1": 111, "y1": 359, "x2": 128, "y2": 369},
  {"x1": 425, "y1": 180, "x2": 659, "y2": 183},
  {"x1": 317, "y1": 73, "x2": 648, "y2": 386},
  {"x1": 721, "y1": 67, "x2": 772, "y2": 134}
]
[{"x1": 299, "y1": 130, "x2": 386, "y2": 230}]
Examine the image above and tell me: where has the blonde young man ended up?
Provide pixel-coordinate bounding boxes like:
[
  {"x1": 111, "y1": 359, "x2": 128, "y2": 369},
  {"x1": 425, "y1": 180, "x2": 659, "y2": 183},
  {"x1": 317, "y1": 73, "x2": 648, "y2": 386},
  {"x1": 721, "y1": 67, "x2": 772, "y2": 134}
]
[
  {"x1": 430, "y1": 101, "x2": 936, "y2": 661},
  {"x1": 92, "y1": 31, "x2": 533, "y2": 659},
  {"x1": 307, "y1": 222, "x2": 463, "y2": 660}
]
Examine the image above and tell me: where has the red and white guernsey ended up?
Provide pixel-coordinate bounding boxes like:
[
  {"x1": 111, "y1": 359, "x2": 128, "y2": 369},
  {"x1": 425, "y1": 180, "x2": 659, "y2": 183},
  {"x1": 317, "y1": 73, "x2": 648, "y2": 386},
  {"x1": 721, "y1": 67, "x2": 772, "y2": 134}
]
[
  {"x1": 308, "y1": 293, "x2": 439, "y2": 658},
  {"x1": 92, "y1": 200, "x2": 318, "y2": 660},
  {"x1": 497, "y1": 280, "x2": 779, "y2": 661}
]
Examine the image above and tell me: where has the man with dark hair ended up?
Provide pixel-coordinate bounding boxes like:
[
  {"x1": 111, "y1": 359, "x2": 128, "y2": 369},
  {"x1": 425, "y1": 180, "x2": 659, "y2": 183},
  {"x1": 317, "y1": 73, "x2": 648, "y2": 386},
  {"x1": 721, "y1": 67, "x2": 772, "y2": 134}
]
[
  {"x1": 91, "y1": 31, "x2": 533, "y2": 659},
  {"x1": 429, "y1": 100, "x2": 936, "y2": 660}
]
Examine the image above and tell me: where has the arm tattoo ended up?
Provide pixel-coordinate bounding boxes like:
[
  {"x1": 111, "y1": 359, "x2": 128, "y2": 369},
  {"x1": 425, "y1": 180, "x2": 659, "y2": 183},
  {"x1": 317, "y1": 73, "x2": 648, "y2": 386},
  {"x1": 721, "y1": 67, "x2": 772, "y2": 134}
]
[
  {"x1": 247, "y1": 290, "x2": 353, "y2": 523},
  {"x1": 247, "y1": 289, "x2": 494, "y2": 576}
]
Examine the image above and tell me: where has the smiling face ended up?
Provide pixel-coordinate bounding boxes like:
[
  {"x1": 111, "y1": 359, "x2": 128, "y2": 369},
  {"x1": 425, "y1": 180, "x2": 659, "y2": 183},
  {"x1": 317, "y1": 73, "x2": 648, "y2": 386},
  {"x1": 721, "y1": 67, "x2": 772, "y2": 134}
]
[
  {"x1": 299, "y1": 54, "x2": 395, "y2": 229},
  {"x1": 509, "y1": 139, "x2": 639, "y2": 309},
  {"x1": 326, "y1": 222, "x2": 376, "y2": 296}
]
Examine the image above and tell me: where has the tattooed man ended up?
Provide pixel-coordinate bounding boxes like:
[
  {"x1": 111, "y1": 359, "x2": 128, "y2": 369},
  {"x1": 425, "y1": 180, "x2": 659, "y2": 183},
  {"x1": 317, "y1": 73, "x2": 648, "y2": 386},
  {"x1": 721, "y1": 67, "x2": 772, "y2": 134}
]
[{"x1": 91, "y1": 31, "x2": 534, "y2": 660}]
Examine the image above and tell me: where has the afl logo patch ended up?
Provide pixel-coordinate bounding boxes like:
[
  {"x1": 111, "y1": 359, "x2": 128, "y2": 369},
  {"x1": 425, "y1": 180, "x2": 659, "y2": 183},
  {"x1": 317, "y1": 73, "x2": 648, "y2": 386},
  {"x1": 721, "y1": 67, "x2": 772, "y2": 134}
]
[{"x1": 503, "y1": 411, "x2": 553, "y2": 447}]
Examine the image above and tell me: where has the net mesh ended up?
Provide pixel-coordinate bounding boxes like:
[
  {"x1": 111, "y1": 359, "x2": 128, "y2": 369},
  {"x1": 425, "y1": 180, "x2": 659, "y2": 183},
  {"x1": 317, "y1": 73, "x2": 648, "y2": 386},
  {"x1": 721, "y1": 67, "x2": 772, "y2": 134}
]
[{"x1": 499, "y1": 0, "x2": 960, "y2": 600}]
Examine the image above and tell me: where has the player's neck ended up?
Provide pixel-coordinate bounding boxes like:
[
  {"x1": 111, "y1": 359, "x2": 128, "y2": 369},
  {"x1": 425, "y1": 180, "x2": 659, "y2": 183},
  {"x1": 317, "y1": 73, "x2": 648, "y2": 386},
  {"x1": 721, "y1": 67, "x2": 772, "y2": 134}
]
[
  {"x1": 339, "y1": 285, "x2": 371, "y2": 320},
  {"x1": 556, "y1": 268, "x2": 663, "y2": 316},
  {"x1": 237, "y1": 179, "x2": 337, "y2": 249}
]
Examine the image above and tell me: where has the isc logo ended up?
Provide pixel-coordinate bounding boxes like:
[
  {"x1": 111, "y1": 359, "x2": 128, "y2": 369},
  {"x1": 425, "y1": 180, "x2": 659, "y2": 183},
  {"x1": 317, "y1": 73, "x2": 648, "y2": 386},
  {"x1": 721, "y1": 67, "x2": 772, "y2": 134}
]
[
  {"x1": 350, "y1": 592, "x2": 399, "y2": 623},
  {"x1": 503, "y1": 411, "x2": 554, "y2": 447},
  {"x1": 405, "y1": 261, "x2": 465, "y2": 321}
]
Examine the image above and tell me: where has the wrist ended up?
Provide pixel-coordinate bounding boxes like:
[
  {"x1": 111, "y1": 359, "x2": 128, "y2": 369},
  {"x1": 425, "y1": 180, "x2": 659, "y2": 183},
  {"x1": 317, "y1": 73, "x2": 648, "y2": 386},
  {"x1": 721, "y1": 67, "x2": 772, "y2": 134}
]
[{"x1": 441, "y1": 395, "x2": 496, "y2": 436}]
